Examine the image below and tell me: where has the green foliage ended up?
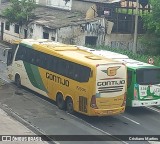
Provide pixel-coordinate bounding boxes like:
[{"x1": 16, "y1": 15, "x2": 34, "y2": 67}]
[
  {"x1": 139, "y1": 35, "x2": 160, "y2": 55},
  {"x1": 143, "y1": 0, "x2": 160, "y2": 35},
  {"x1": 91, "y1": 45, "x2": 160, "y2": 67},
  {"x1": 116, "y1": 8, "x2": 143, "y2": 16},
  {"x1": 2, "y1": 0, "x2": 36, "y2": 26},
  {"x1": 141, "y1": 0, "x2": 160, "y2": 55}
]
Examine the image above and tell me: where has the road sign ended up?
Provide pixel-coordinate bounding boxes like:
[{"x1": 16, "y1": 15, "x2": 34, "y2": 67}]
[{"x1": 148, "y1": 58, "x2": 154, "y2": 64}]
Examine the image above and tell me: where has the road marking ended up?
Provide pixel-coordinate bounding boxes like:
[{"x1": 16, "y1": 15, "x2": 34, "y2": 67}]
[
  {"x1": 146, "y1": 106, "x2": 160, "y2": 113},
  {"x1": 67, "y1": 113, "x2": 128, "y2": 144},
  {"x1": 121, "y1": 115, "x2": 140, "y2": 125}
]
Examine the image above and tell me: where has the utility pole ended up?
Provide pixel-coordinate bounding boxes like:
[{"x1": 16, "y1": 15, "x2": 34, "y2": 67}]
[{"x1": 133, "y1": 0, "x2": 139, "y2": 54}]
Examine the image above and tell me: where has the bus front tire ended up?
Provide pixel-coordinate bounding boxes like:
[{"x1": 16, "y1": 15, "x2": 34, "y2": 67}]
[
  {"x1": 66, "y1": 98, "x2": 74, "y2": 114},
  {"x1": 56, "y1": 94, "x2": 65, "y2": 110},
  {"x1": 15, "y1": 75, "x2": 21, "y2": 88}
]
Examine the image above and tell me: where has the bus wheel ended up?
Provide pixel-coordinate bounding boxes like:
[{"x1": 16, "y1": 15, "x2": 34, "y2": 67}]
[
  {"x1": 56, "y1": 93, "x2": 65, "y2": 110},
  {"x1": 15, "y1": 74, "x2": 21, "y2": 88},
  {"x1": 66, "y1": 98, "x2": 74, "y2": 114}
]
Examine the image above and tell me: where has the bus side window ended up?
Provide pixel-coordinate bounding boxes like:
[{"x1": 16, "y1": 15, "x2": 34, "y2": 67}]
[
  {"x1": 31, "y1": 51, "x2": 36, "y2": 64},
  {"x1": 15, "y1": 45, "x2": 23, "y2": 61},
  {"x1": 35, "y1": 51, "x2": 41, "y2": 66},
  {"x1": 22, "y1": 48, "x2": 27, "y2": 60},
  {"x1": 52, "y1": 56, "x2": 58, "y2": 72},
  {"x1": 56, "y1": 59, "x2": 62, "y2": 75},
  {"x1": 127, "y1": 70, "x2": 132, "y2": 88},
  {"x1": 39, "y1": 53, "x2": 46, "y2": 68},
  {"x1": 68, "y1": 63, "x2": 74, "y2": 78},
  {"x1": 22, "y1": 46, "x2": 31, "y2": 63},
  {"x1": 7, "y1": 50, "x2": 13, "y2": 66},
  {"x1": 23, "y1": 47, "x2": 29, "y2": 62}
]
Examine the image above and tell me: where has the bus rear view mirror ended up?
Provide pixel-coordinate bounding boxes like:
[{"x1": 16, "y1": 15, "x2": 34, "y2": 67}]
[{"x1": 3, "y1": 48, "x2": 12, "y2": 56}]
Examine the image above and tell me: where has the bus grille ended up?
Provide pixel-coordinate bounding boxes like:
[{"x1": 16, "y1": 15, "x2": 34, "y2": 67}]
[
  {"x1": 79, "y1": 96, "x2": 87, "y2": 113},
  {"x1": 98, "y1": 86, "x2": 123, "y2": 93}
]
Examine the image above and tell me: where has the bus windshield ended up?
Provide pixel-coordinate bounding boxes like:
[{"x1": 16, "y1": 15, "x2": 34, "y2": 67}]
[{"x1": 136, "y1": 68, "x2": 160, "y2": 85}]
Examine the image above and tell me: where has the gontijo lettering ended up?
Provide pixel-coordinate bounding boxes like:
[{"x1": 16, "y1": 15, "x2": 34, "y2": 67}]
[
  {"x1": 46, "y1": 72, "x2": 69, "y2": 87},
  {"x1": 97, "y1": 80, "x2": 125, "y2": 86}
]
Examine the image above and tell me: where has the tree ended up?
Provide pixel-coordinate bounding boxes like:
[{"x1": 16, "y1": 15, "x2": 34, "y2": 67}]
[
  {"x1": 141, "y1": 0, "x2": 160, "y2": 55},
  {"x1": 2, "y1": 0, "x2": 36, "y2": 26}
]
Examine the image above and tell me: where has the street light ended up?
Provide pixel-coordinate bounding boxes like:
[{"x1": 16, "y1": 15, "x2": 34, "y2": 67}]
[{"x1": 133, "y1": 0, "x2": 139, "y2": 53}]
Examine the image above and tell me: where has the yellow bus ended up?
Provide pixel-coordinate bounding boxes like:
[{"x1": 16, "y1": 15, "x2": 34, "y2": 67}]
[{"x1": 6, "y1": 39, "x2": 127, "y2": 116}]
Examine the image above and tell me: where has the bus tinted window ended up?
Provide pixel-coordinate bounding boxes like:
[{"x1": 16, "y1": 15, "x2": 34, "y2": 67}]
[
  {"x1": 127, "y1": 70, "x2": 132, "y2": 88},
  {"x1": 15, "y1": 44, "x2": 91, "y2": 82},
  {"x1": 136, "y1": 69, "x2": 160, "y2": 85},
  {"x1": 15, "y1": 45, "x2": 24, "y2": 61}
]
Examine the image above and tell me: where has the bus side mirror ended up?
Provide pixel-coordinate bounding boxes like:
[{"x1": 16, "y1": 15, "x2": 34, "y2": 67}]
[
  {"x1": 3, "y1": 49, "x2": 6, "y2": 56},
  {"x1": 3, "y1": 47, "x2": 12, "y2": 56},
  {"x1": 3, "y1": 48, "x2": 12, "y2": 56}
]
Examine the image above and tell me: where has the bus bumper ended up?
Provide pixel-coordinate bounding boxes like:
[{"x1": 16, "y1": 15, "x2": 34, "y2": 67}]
[
  {"x1": 91, "y1": 107, "x2": 125, "y2": 116},
  {"x1": 132, "y1": 99, "x2": 160, "y2": 107}
]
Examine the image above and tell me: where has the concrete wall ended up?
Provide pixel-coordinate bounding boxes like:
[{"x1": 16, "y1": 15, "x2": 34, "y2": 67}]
[
  {"x1": 86, "y1": 4, "x2": 98, "y2": 19},
  {"x1": 2, "y1": 22, "x2": 21, "y2": 43},
  {"x1": 57, "y1": 18, "x2": 105, "y2": 45},
  {"x1": 106, "y1": 34, "x2": 133, "y2": 44},
  {"x1": 72, "y1": 1, "x2": 94, "y2": 13},
  {"x1": 0, "y1": 16, "x2": 106, "y2": 45},
  {"x1": 58, "y1": 25, "x2": 86, "y2": 45},
  {"x1": 0, "y1": 18, "x2": 143, "y2": 52},
  {"x1": 105, "y1": 34, "x2": 133, "y2": 51},
  {"x1": 31, "y1": 24, "x2": 43, "y2": 39},
  {"x1": 105, "y1": 34, "x2": 143, "y2": 52},
  {"x1": 38, "y1": 0, "x2": 72, "y2": 10},
  {"x1": 28, "y1": 23, "x2": 57, "y2": 40}
]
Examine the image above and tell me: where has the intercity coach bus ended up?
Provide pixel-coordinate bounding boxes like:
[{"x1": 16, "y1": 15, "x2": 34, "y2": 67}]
[
  {"x1": 5, "y1": 39, "x2": 127, "y2": 116},
  {"x1": 78, "y1": 46, "x2": 160, "y2": 107}
]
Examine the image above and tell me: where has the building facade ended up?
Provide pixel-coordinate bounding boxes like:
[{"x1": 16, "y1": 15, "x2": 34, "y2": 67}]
[
  {"x1": 0, "y1": 2, "x2": 106, "y2": 46},
  {"x1": 0, "y1": 0, "x2": 149, "y2": 50}
]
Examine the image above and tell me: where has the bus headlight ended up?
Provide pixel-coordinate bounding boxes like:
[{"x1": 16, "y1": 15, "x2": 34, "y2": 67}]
[{"x1": 90, "y1": 95, "x2": 98, "y2": 109}]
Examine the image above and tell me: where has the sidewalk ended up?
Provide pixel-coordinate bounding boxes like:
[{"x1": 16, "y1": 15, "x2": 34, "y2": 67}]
[{"x1": 0, "y1": 108, "x2": 48, "y2": 144}]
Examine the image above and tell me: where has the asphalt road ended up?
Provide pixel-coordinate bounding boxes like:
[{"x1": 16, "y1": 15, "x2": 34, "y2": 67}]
[{"x1": 0, "y1": 43, "x2": 160, "y2": 144}]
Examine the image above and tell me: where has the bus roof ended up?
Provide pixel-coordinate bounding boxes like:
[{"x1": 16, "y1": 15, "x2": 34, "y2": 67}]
[
  {"x1": 77, "y1": 46, "x2": 158, "y2": 69},
  {"x1": 20, "y1": 39, "x2": 123, "y2": 66},
  {"x1": 19, "y1": 39, "x2": 66, "y2": 46},
  {"x1": 77, "y1": 46, "x2": 129, "y2": 59},
  {"x1": 112, "y1": 58, "x2": 157, "y2": 69}
]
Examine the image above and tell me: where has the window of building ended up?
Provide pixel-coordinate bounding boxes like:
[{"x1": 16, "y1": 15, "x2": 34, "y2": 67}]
[
  {"x1": 51, "y1": 37, "x2": 55, "y2": 41},
  {"x1": 24, "y1": 29, "x2": 27, "y2": 38},
  {"x1": 85, "y1": 36, "x2": 97, "y2": 46},
  {"x1": 43, "y1": 32, "x2": 49, "y2": 39},
  {"x1": 30, "y1": 28, "x2": 33, "y2": 33},
  {"x1": 5, "y1": 22, "x2": 10, "y2": 31},
  {"x1": 14, "y1": 24, "x2": 19, "y2": 34}
]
